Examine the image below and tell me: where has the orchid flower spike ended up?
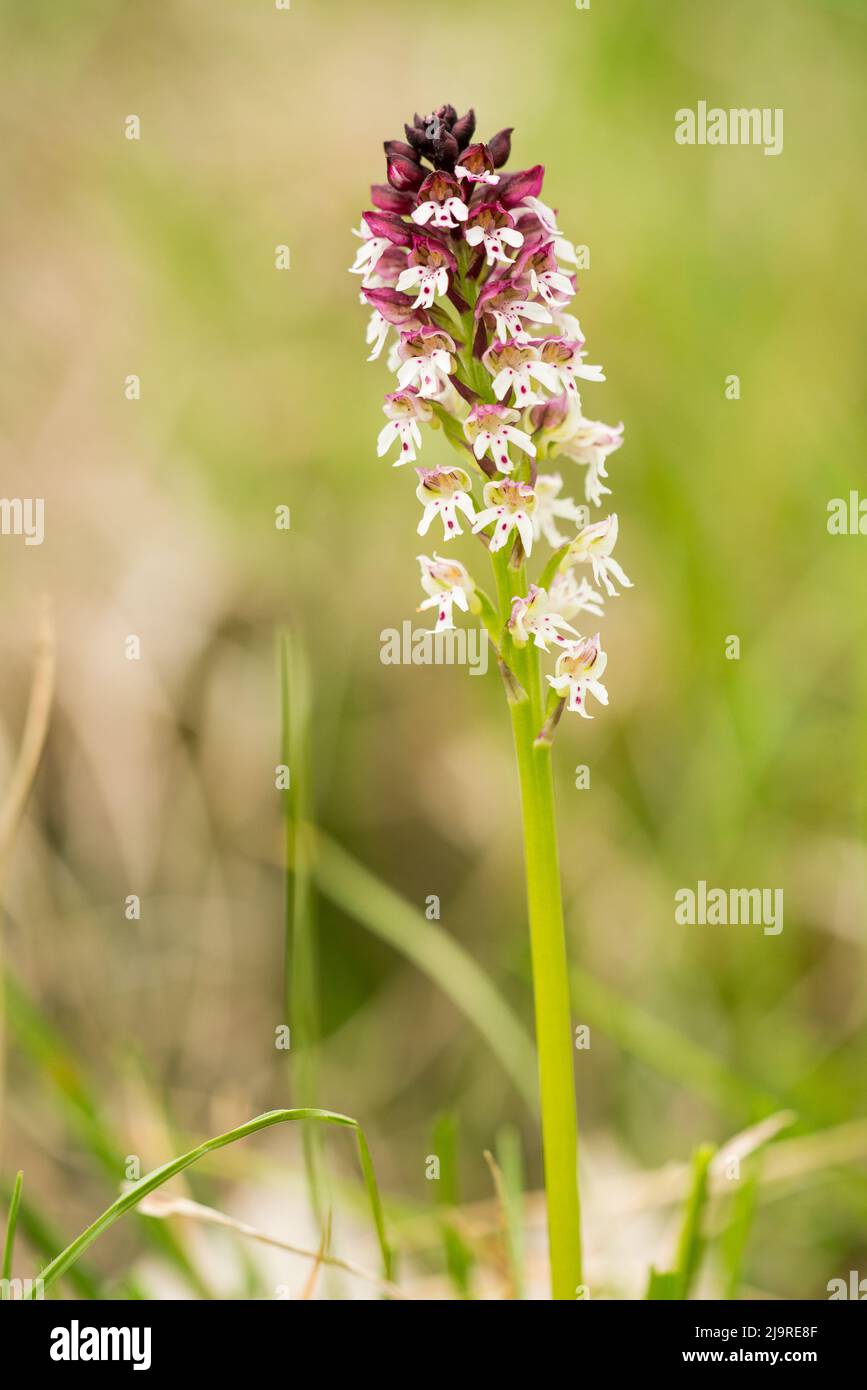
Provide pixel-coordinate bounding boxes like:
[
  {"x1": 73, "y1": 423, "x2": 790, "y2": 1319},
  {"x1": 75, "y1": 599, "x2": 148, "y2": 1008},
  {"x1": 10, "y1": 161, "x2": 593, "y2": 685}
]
[{"x1": 353, "y1": 104, "x2": 632, "y2": 722}]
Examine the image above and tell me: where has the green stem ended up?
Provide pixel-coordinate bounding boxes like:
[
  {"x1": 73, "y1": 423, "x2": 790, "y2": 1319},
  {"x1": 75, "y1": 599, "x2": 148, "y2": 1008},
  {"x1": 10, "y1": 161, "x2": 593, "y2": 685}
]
[{"x1": 492, "y1": 549, "x2": 582, "y2": 1299}]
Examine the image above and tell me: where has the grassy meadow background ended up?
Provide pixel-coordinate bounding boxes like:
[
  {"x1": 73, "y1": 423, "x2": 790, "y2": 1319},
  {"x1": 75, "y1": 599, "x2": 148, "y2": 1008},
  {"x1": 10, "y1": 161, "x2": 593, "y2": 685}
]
[{"x1": 0, "y1": 0, "x2": 865, "y2": 1297}]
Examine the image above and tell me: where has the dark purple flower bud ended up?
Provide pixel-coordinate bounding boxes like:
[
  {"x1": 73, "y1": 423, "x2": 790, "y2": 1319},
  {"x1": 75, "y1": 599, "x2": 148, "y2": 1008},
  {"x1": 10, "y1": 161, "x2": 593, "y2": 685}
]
[
  {"x1": 404, "y1": 122, "x2": 426, "y2": 151},
  {"x1": 387, "y1": 155, "x2": 426, "y2": 192},
  {"x1": 451, "y1": 108, "x2": 476, "y2": 150},
  {"x1": 488, "y1": 128, "x2": 514, "y2": 168},
  {"x1": 370, "y1": 182, "x2": 416, "y2": 214},
  {"x1": 384, "y1": 139, "x2": 420, "y2": 162},
  {"x1": 438, "y1": 132, "x2": 460, "y2": 168},
  {"x1": 498, "y1": 164, "x2": 545, "y2": 208}
]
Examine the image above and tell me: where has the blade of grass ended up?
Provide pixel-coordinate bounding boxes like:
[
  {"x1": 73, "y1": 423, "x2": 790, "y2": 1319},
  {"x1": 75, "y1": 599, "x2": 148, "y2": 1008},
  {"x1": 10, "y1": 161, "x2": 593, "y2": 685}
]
[
  {"x1": 28, "y1": 1107, "x2": 392, "y2": 1296},
  {"x1": 431, "y1": 1113, "x2": 473, "y2": 1298},
  {"x1": 0, "y1": 1177, "x2": 117, "y2": 1299},
  {"x1": 1, "y1": 1169, "x2": 23, "y2": 1292},
  {"x1": 311, "y1": 829, "x2": 538, "y2": 1108},
  {"x1": 4, "y1": 970, "x2": 211, "y2": 1297},
  {"x1": 719, "y1": 1160, "x2": 762, "y2": 1300},
  {"x1": 646, "y1": 1142, "x2": 716, "y2": 1300}
]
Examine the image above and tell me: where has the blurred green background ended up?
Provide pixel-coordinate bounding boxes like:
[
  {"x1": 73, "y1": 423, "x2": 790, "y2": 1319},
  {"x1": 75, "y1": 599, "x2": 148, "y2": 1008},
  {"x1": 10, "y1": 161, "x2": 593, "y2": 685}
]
[{"x1": 0, "y1": 0, "x2": 865, "y2": 1298}]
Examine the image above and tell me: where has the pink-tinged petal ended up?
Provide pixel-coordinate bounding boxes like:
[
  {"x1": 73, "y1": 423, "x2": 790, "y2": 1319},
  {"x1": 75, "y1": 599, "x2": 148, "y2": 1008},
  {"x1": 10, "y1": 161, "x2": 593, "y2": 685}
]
[
  {"x1": 362, "y1": 210, "x2": 414, "y2": 247},
  {"x1": 363, "y1": 287, "x2": 427, "y2": 327},
  {"x1": 499, "y1": 165, "x2": 545, "y2": 209},
  {"x1": 387, "y1": 155, "x2": 425, "y2": 192}
]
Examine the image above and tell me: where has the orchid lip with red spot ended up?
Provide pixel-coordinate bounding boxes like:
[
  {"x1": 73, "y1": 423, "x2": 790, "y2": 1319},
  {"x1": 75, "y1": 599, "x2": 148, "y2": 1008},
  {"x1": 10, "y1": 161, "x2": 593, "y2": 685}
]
[
  {"x1": 472, "y1": 479, "x2": 538, "y2": 555},
  {"x1": 415, "y1": 466, "x2": 476, "y2": 541}
]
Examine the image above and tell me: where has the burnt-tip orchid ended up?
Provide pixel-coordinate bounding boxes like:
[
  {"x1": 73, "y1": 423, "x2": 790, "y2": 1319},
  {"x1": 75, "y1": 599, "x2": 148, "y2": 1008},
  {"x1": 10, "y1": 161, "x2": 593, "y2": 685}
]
[
  {"x1": 352, "y1": 104, "x2": 633, "y2": 1301},
  {"x1": 396, "y1": 327, "x2": 456, "y2": 398},
  {"x1": 464, "y1": 205, "x2": 524, "y2": 267},
  {"x1": 483, "y1": 340, "x2": 561, "y2": 406},
  {"x1": 509, "y1": 585, "x2": 578, "y2": 652},
  {"x1": 415, "y1": 466, "x2": 476, "y2": 540},
  {"x1": 411, "y1": 171, "x2": 469, "y2": 229},
  {"x1": 547, "y1": 634, "x2": 609, "y2": 718},
  {"x1": 396, "y1": 237, "x2": 456, "y2": 309},
  {"x1": 473, "y1": 479, "x2": 537, "y2": 555},
  {"x1": 377, "y1": 389, "x2": 433, "y2": 464},
  {"x1": 417, "y1": 553, "x2": 476, "y2": 633},
  {"x1": 464, "y1": 403, "x2": 536, "y2": 473},
  {"x1": 562, "y1": 513, "x2": 633, "y2": 596}
]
